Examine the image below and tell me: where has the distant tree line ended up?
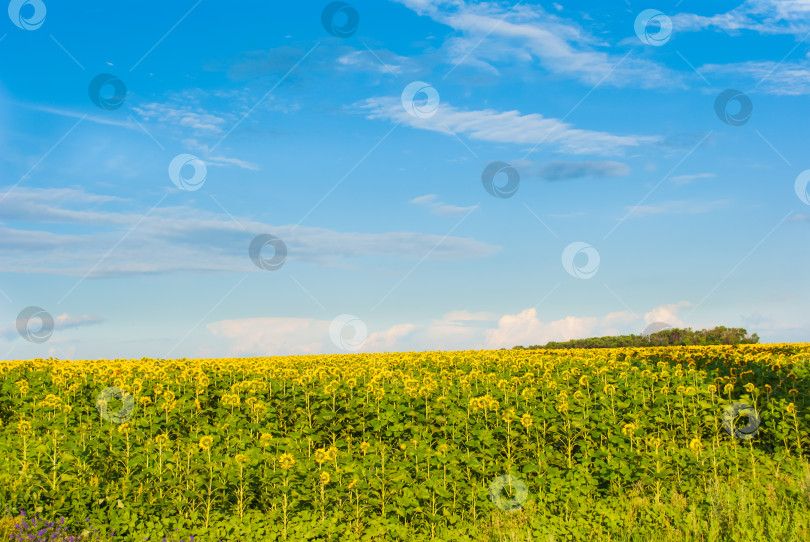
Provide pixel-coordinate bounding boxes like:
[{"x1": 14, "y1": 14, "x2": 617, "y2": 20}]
[{"x1": 514, "y1": 326, "x2": 760, "y2": 350}]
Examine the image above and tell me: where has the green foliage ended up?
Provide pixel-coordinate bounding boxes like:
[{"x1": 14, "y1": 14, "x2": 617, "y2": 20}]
[
  {"x1": 517, "y1": 326, "x2": 760, "y2": 350},
  {"x1": 0, "y1": 344, "x2": 806, "y2": 541}
]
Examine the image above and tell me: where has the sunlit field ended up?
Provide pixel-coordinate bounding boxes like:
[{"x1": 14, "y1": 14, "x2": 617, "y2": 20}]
[{"x1": 1, "y1": 344, "x2": 808, "y2": 541}]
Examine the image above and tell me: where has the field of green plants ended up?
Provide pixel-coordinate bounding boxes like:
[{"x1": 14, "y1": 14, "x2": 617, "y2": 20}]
[{"x1": 0, "y1": 344, "x2": 808, "y2": 541}]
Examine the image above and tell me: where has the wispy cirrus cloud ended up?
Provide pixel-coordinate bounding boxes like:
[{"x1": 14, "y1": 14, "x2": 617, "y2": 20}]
[
  {"x1": 394, "y1": 0, "x2": 681, "y2": 88},
  {"x1": 624, "y1": 199, "x2": 731, "y2": 218},
  {"x1": 0, "y1": 313, "x2": 103, "y2": 342},
  {"x1": 0, "y1": 187, "x2": 500, "y2": 277},
  {"x1": 673, "y1": 0, "x2": 810, "y2": 36},
  {"x1": 356, "y1": 96, "x2": 657, "y2": 155},
  {"x1": 132, "y1": 102, "x2": 227, "y2": 135},
  {"x1": 700, "y1": 60, "x2": 810, "y2": 95},
  {"x1": 410, "y1": 194, "x2": 478, "y2": 217},
  {"x1": 537, "y1": 160, "x2": 630, "y2": 181},
  {"x1": 670, "y1": 173, "x2": 716, "y2": 184}
]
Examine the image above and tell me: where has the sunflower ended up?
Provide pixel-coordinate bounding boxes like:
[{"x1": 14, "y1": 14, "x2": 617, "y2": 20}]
[
  {"x1": 689, "y1": 438, "x2": 703, "y2": 454},
  {"x1": 320, "y1": 471, "x2": 331, "y2": 484},
  {"x1": 279, "y1": 453, "x2": 296, "y2": 470},
  {"x1": 314, "y1": 448, "x2": 327, "y2": 464},
  {"x1": 622, "y1": 423, "x2": 636, "y2": 437},
  {"x1": 520, "y1": 412, "x2": 534, "y2": 429},
  {"x1": 199, "y1": 435, "x2": 214, "y2": 451},
  {"x1": 17, "y1": 420, "x2": 31, "y2": 436},
  {"x1": 744, "y1": 383, "x2": 756, "y2": 394}
]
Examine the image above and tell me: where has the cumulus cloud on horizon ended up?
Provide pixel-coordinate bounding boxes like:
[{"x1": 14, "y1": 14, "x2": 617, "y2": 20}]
[{"x1": 206, "y1": 301, "x2": 697, "y2": 355}]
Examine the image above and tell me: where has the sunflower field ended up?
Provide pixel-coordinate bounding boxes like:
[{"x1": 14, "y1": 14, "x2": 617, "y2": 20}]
[{"x1": 0, "y1": 344, "x2": 808, "y2": 541}]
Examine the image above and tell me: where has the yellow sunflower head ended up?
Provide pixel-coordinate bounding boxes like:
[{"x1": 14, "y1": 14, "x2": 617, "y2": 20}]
[
  {"x1": 279, "y1": 452, "x2": 295, "y2": 470},
  {"x1": 199, "y1": 435, "x2": 214, "y2": 451},
  {"x1": 744, "y1": 383, "x2": 756, "y2": 394},
  {"x1": 17, "y1": 420, "x2": 31, "y2": 436},
  {"x1": 622, "y1": 423, "x2": 636, "y2": 437}
]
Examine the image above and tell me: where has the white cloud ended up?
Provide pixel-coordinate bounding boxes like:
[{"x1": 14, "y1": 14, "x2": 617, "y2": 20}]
[
  {"x1": 410, "y1": 194, "x2": 478, "y2": 216},
  {"x1": 537, "y1": 160, "x2": 630, "y2": 180},
  {"x1": 0, "y1": 187, "x2": 500, "y2": 277},
  {"x1": 670, "y1": 173, "x2": 716, "y2": 184},
  {"x1": 207, "y1": 317, "x2": 416, "y2": 355},
  {"x1": 485, "y1": 308, "x2": 631, "y2": 348},
  {"x1": 182, "y1": 139, "x2": 259, "y2": 171},
  {"x1": 133, "y1": 102, "x2": 227, "y2": 135},
  {"x1": 208, "y1": 302, "x2": 697, "y2": 354},
  {"x1": 673, "y1": 0, "x2": 810, "y2": 36},
  {"x1": 485, "y1": 302, "x2": 695, "y2": 349},
  {"x1": 336, "y1": 49, "x2": 412, "y2": 75},
  {"x1": 357, "y1": 96, "x2": 657, "y2": 155},
  {"x1": 643, "y1": 301, "x2": 692, "y2": 328},
  {"x1": 394, "y1": 0, "x2": 679, "y2": 88},
  {"x1": 363, "y1": 324, "x2": 418, "y2": 351},
  {"x1": 700, "y1": 61, "x2": 810, "y2": 95},
  {"x1": 0, "y1": 312, "x2": 102, "y2": 342},
  {"x1": 207, "y1": 317, "x2": 328, "y2": 355},
  {"x1": 624, "y1": 199, "x2": 730, "y2": 218}
]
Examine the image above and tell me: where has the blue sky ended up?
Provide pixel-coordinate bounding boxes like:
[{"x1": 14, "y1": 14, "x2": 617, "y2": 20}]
[{"x1": 1, "y1": 0, "x2": 809, "y2": 359}]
